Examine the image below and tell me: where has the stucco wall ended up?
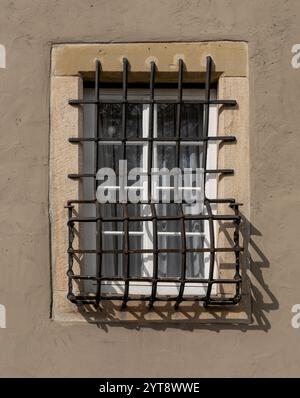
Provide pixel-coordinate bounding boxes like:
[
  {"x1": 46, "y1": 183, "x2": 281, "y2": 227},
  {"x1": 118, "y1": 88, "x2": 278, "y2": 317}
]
[{"x1": 0, "y1": 0, "x2": 299, "y2": 377}]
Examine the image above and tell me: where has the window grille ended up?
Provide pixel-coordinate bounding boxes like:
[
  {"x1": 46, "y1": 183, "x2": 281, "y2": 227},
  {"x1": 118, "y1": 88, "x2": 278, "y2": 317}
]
[{"x1": 66, "y1": 56, "x2": 243, "y2": 309}]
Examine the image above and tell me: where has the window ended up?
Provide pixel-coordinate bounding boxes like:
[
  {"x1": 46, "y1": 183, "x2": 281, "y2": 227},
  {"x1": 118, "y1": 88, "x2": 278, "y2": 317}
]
[
  {"x1": 66, "y1": 57, "x2": 242, "y2": 309},
  {"x1": 81, "y1": 87, "x2": 216, "y2": 298}
]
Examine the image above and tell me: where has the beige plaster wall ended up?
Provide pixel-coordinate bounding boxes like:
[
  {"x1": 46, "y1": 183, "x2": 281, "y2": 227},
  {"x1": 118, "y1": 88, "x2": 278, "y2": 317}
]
[{"x1": 0, "y1": 0, "x2": 299, "y2": 377}]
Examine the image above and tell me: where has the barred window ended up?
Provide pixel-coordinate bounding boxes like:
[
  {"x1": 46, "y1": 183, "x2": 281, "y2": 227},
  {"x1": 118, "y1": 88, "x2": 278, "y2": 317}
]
[{"x1": 66, "y1": 57, "x2": 242, "y2": 310}]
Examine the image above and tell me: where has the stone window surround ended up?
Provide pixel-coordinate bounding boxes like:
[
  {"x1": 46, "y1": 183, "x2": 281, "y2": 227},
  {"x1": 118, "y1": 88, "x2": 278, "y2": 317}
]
[{"x1": 50, "y1": 42, "x2": 250, "y2": 323}]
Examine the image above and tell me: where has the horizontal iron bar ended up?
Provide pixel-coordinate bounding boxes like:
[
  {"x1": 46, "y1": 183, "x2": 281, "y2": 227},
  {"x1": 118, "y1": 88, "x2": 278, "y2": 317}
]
[
  {"x1": 69, "y1": 98, "x2": 237, "y2": 106},
  {"x1": 70, "y1": 275, "x2": 242, "y2": 284},
  {"x1": 208, "y1": 198, "x2": 236, "y2": 204},
  {"x1": 68, "y1": 169, "x2": 234, "y2": 179},
  {"x1": 66, "y1": 198, "x2": 237, "y2": 205},
  {"x1": 69, "y1": 136, "x2": 236, "y2": 143},
  {"x1": 204, "y1": 297, "x2": 241, "y2": 305},
  {"x1": 69, "y1": 246, "x2": 243, "y2": 254},
  {"x1": 68, "y1": 294, "x2": 239, "y2": 304},
  {"x1": 68, "y1": 214, "x2": 241, "y2": 223}
]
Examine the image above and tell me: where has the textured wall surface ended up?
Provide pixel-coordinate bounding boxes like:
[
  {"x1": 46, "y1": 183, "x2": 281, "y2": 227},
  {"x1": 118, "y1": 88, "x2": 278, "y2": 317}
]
[{"x1": 0, "y1": 0, "x2": 299, "y2": 377}]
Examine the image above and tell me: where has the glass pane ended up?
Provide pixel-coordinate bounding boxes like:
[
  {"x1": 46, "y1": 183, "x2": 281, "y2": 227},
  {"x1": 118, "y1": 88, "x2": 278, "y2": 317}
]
[
  {"x1": 102, "y1": 254, "x2": 123, "y2": 277},
  {"x1": 157, "y1": 204, "x2": 181, "y2": 277},
  {"x1": 128, "y1": 221, "x2": 143, "y2": 278},
  {"x1": 181, "y1": 104, "x2": 204, "y2": 138},
  {"x1": 158, "y1": 253, "x2": 181, "y2": 278},
  {"x1": 98, "y1": 144, "x2": 144, "y2": 172},
  {"x1": 157, "y1": 103, "x2": 176, "y2": 138},
  {"x1": 126, "y1": 144, "x2": 144, "y2": 169},
  {"x1": 100, "y1": 203, "x2": 123, "y2": 220},
  {"x1": 155, "y1": 144, "x2": 176, "y2": 169},
  {"x1": 155, "y1": 144, "x2": 203, "y2": 170},
  {"x1": 102, "y1": 221, "x2": 123, "y2": 278},
  {"x1": 99, "y1": 103, "x2": 143, "y2": 139},
  {"x1": 99, "y1": 103, "x2": 122, "y2": 138},
  {"x1": 129, "y1": 254, "x2": 143, "y2": 277},
  {"x1": 155, "y1": 203, "x2": 180, "y2": 217},
  {"x1": 127, "y1": 104, "x2": 143, "y2": 138},
  {"x1": 98, "y1": 144, "x2": 122, "y2": 169},
  {"x1": 179, "y1": 144, "x2": 203, "y2": 169},
  {"x1": 128, "y1": 220, "x2": 143, "y2": 247},
  {"x1": 102, "y1": 221, "x2": 123, "y2": 250},
  {"x1": 186, "y1": 251, "x2": 205, "y2": 278},
  {"x1": 185, "y1": 219, "x2": 205, "y2": 278},
  {"x1": 156, "y1": 103, "x2": 204, "y2": 139},
  {"x1": 127, "y1": 203, "x2": 152, "y2": 218}
]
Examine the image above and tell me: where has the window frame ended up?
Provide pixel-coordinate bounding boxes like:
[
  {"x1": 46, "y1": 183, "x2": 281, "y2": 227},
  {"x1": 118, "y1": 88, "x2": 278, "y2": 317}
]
[{"x1": 50, "y1": 42, "x2": 250, "y2": 323}]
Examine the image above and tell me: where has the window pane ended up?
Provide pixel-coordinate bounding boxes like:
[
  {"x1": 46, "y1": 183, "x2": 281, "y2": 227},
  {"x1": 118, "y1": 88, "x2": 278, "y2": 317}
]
[
  {"x1": 102, "y1": 221, "x2": 123, "y2": 250},
  {"x1": 102, "y1": 254, "x2": 123, "y2": 277},
  {"x1": 128, "y1": 221, "x2": 143, "y2": 278},
  {"x1": 126, "y1": 144, "x2": 144, "y2": 169},
  {"x1": 181, "y1": 104, "x2": 204, "y2": 138},
  {"x1": 180, "y1": 144, "x2": 203, "y2": 169},
  {"x1": 155, "y1": 203, "x2": 179, "y2": 216},
  {"x1": 100, "y1": 203, "x2": 123, "y2": 219},
  {"x1": 127, "y1": 203, "x2": 152, "y2": 217},
  {"x1": 158, "y1": 253, "x2": 181, "y2": 278},
  {"x1": 99, "y1": 103, "x2": 122, "y2": 138},
  {"x1": 98, "y1": 144, "x2": 144, "y2": 175},
  {"x1": 127, "y1": 104, "x2": 143, "y2": 138},
  {"x1": 156, "y1": 103, "x2": 204, "y2": 139},
  {"x1": 185, "y1": 219, "x2": 205, "y2": 278},
  {"x1": 155, "y1": 144, "x2": 203, "y2": 170},
  {"x1": 98, "y1": 143, "x2": 122, "y2": 169},
  {"x1": 128, "y1": 220, "x2": 143, "y2": 247},
  {"x1": 157, "y1": 205, "x2": 181, "y2": 277},
  {"x1": 99, "y1": 103, "x2": 143, "y2": 139},
  {"x1": 155, "y1": 144, "x2": 176, "y2": 169},
  {"x1": 129, "y1": 254, "x2": 143, "y2": 277},
  {"x1": 157, "y1": 103, "x2": 176, "y2": 138}
]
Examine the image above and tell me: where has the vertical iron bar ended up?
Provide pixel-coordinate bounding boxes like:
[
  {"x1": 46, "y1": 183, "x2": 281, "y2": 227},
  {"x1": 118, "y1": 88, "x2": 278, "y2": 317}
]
[
  {"x1": 67, "y1": 205, "x2": 75, "y2": 302},
  {"x1": 203, "y1": 56, "x2": 214, "y2": 306},
  {"x1": 175, "y1": 204, "x2": 187, "y2": 309},
  {"x1": 204, "y1": 199, "x2": 215, "y2": 306},
  {"x1": 175, "y1": 59, "x2": 185, "y2": 308},
  {"x1": 148, "y1": 61, "x2": 156, "y2": 202},
  {"x1": 149, "y1": 203, "x2": 158, "y2": 308},
  {"x1": 175, "y1": 59, "x2": 183, "y2": 167},
  {"x1": 148, "y1": 62, "x2": 157, "y2": 308},
  {"x1": 112, "y1": 146, "x2": 118, "y2": 275},
  {"x1": 95, "y1": 59, "x2": 102, "y2": 308},
  {"x1": 122, "y1": 58, "x2": 128, "y2": 160},
  {"x1": 122, "y1": 204, "x2": 130, "y2": 308},
  {"x1": 202, "y1": 56, "x2": 212, "y2": 200},
  {"x1": 231, "y1": 203, "x2": 242, "y2": 301},
  {"x1": 121, "y1": 58, "x2": 129, "y2": 308}
]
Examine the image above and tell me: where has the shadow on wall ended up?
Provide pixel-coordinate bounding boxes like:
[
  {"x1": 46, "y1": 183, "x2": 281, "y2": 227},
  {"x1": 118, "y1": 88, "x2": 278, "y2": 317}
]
[
  {"x1": 248, "y1": 218, "x2": 279, "y2": 332},
  {"x1": 76, "y1": 212, "x2": 278, "y2": 333}
]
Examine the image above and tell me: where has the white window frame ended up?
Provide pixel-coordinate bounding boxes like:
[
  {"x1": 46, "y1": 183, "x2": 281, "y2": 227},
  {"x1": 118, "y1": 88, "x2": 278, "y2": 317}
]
[{"x1": 84, "y1": 88, "x2": 218, "y2": 297}]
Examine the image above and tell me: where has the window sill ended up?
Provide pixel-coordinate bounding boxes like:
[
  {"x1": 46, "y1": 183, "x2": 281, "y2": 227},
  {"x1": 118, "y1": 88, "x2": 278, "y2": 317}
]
[{"x1": 53, "y1": 289, "x2": 251, "y2": 324}]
